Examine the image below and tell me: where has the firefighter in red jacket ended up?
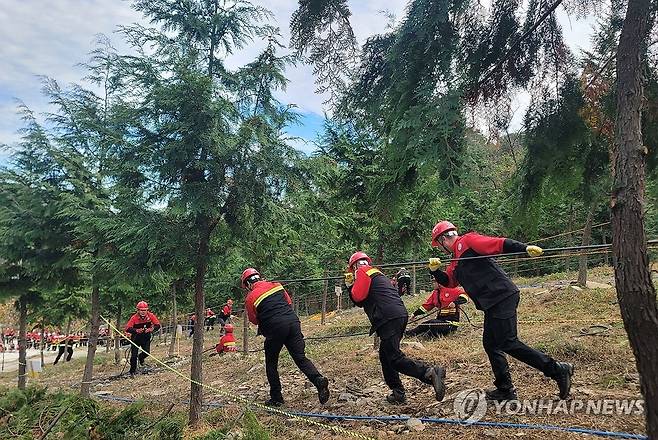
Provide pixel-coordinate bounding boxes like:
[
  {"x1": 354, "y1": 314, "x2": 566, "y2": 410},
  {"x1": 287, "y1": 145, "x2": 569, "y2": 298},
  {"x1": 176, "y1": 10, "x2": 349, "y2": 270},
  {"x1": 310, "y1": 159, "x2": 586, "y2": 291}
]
[
  {"x1": 217, "y1": 299, "x2": 233, "y2": 333},
  {"x1": 242, "y1": 268, "x2": 330, "y2": 407},
  {"x1": 428, "y1": 221, "x2": 574, "y2": 401},
  {"x1": 406, "y1": 282, "x2": 469, "y2": 337},
  {"x1": 125, "y1": 301, "x2": 161, "y2": 376},
  {"x1": 205, "y1": 308, "x2": 216, "y2": 331},
  {"x1": 345, "y1": 252, "x2": 446, "y2": 405},
  {"x1": 214, "y1": 324, "x2": 238, "y2": 354}
]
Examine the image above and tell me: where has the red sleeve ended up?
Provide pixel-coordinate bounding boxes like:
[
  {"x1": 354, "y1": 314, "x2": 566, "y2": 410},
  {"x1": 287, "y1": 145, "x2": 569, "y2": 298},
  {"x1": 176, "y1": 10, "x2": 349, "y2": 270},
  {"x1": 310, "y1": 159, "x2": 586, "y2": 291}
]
[
  {"x1": 463, "y1": 232, "x2": 505, "y2": 256},
  {"x1": 439, "y1": 287, "x2": 466, "y2": 308},
  {"x1": 245, "y1": 294, "x2": 258, "y2": 325},
  {"x1": 222, "y1": 305, "x2": 230, "y2": 315},
  {"x1": 217, "y1": 336, "x2": 227, "y2": 353},
  {"x1": 125, "y1": 315, "x2": 137, "y2": 332},
  {"x1": 351, "y1": 266, "x2": 372, "y2": 303},
  {"x1": 422, "y1": 290, "x2": 438, "y2": 312},
  {"x1": 149, "y1": 312, "x2": 161, "y2": 327},
  {"x1": 283, "y1": 289, "x2": 292, "y2": 305}
]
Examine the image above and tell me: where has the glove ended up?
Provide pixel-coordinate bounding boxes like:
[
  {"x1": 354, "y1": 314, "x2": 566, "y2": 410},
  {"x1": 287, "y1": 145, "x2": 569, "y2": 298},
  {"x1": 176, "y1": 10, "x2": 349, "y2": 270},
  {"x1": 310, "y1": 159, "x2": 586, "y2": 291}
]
[
  {"x1": 344, "y1": 272, "x2": 354, "y2": 287},
  {"x1": 145, "y1": 327, "x2": 153, "y2": 333},
  {"x1": 136, "y1": 328, "x2": 144, "y2": 334},
  {"x1": 526, "y1": 245, "x2": 544, "y2": 257},
  {"x1": 428, "y1": 258, "x2": 442, "y2": 271}
]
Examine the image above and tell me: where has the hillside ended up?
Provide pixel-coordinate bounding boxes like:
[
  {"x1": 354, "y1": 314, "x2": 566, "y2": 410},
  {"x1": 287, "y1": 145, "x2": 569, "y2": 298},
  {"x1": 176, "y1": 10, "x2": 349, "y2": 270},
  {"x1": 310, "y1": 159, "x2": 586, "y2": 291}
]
[{"x1": 0, "y1": 267, "x2": 650, "y2": 440}]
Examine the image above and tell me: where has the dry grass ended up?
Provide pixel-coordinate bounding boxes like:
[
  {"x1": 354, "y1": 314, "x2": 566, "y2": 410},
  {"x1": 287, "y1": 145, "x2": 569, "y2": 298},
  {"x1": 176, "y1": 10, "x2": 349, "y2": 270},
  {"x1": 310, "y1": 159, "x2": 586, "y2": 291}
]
[{"x1": 0, "y1": 267, "x2": 649, "y2": 439}]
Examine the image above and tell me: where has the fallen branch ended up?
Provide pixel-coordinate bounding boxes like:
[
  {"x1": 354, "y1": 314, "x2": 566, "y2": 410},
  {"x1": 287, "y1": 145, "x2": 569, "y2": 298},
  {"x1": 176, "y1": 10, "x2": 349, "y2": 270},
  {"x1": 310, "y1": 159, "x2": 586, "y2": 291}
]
[{"x1": 37, "y1": 403, "x2": 71, "y2": 440}]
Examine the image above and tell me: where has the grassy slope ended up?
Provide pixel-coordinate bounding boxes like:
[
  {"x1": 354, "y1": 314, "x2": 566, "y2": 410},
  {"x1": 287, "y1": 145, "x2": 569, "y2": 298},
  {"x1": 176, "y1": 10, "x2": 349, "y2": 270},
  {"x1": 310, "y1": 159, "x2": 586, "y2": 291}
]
[{"x1": 0, "y1": 267, "x2": 653, "y2": 439}]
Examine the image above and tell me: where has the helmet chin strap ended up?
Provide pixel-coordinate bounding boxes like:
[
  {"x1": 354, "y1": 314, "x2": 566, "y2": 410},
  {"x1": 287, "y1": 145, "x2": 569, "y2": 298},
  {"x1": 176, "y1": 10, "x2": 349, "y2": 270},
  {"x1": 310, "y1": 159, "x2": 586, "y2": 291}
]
[{"x1": 438, "y1": 237, "x2": 453, "y2": 255}]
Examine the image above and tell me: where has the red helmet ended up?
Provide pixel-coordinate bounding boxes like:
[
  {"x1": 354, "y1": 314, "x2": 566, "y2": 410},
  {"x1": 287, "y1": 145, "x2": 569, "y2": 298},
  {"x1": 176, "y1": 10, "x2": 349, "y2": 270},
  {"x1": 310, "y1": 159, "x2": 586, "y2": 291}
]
[
  {"x1": 224, "y1": 324, "x2": 234, "y2": 333},
  {"x1": 241, "y1": 268, "x2": 260, "y2": 287},
  {"x1": 348, "y1": 251, "x2": 372, "y2": 269},
  {"x1": 431, "y1": 221, "x2": 457, "y2": 247},
  {"x1": 136, "y1": 301, "x2": 148, "y2": 311}
]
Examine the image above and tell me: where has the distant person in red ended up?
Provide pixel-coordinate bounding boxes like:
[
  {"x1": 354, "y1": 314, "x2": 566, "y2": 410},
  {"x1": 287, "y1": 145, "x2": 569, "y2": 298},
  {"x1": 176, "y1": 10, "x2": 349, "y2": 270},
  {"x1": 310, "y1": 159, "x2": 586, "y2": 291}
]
[
  {"x1": 406, "y1": 282, "x2": 469, "y2": 338},
  {"x1": 125, "y1": 301, "x2": 161, "y2": 376},
  {"x1": 242, "y1": 267, "x2": 330, "y2": 407},
  {"x1": 205, "y1": 308, "x2": 216, "y2": 331},
  {"x1": 217, "y1": 299, "x2": 233, "y2": 333},
  {"x1": 214, "y1": 324, "x2": 238, "y2": 355}
]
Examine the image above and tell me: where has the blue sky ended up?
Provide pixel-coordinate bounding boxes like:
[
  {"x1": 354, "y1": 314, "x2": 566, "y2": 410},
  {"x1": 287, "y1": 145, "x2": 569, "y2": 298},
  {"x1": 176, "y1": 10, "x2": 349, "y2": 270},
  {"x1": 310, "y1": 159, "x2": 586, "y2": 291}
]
[{"x1": 0, "y1": 0, "x2": 594, "y2": 163}]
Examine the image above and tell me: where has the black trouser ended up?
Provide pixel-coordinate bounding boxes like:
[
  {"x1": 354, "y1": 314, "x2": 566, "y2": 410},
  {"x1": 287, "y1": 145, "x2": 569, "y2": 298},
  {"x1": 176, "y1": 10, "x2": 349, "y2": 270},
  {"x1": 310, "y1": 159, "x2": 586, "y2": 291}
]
[
  {"x1": 483, "y1": 293, "x2": 559, "y2": 390},
  {"x1": 377, "y1": 317, "x2": 431, "y2": 393},
  {"x1": 398, "y1": 278, "x2": 411, "y2": 296},
  {"x1": 129, "y1": 335, "x2": 151, "y2": 374},
  {"x1": 263, "y1": 321, "x2": 322, "y2": 401},
  {"x1": 54, "y1": 345, "x2": 73, "y2": 364},
  {"x1": 205, "y1": 316, "x2": 216, "y2": 330},
  {"x1": 405, "y1": 319, "x2": 457, "y2": 338}
]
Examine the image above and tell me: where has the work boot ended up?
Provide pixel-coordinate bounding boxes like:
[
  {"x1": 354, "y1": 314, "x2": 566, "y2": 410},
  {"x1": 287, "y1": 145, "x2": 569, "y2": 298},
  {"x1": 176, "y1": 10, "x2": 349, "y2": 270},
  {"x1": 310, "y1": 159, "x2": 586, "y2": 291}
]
[
  {"x1": 315, "y1": 376, "x2": 330, "y2": 404},
  {"x1": 424, "y1": 366, "x2": 446, "y2": 401},
  {"x1": 485, "y1": 387, "x2": 517, "y2": 402},
  {"x1": 264, "y1": 397, "x2": 284, "y2": 407},
  {"x1": 554, "y1": 362, "x2": 575, "y2": 400},
  {"x1": 386, "y1": 389, "x2": 407, "y2": 405}
]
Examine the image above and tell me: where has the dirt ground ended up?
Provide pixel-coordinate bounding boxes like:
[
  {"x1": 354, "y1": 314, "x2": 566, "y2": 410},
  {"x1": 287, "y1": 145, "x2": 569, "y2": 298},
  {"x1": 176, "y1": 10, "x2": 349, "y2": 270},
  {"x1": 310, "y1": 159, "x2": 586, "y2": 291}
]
[{"x1": 0, "y1": 267, "x2": 652, "y2": 440}]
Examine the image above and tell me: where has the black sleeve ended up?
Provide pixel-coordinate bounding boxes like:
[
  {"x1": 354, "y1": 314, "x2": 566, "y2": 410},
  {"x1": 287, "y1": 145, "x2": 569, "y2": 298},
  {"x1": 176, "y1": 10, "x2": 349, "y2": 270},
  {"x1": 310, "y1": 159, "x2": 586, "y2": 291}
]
[
  {"x1": 430, "y1": 269, "x2": 450, "y2": 286},
  {"x1": 126, "y1": 327, "x2": 137, "y2": 334},
  {"x1": 152, "y1": 324, "x2": 161, "y2": 332},
  {"x1": 503, "y1": 238, "x2": 527, "y2": 254}
]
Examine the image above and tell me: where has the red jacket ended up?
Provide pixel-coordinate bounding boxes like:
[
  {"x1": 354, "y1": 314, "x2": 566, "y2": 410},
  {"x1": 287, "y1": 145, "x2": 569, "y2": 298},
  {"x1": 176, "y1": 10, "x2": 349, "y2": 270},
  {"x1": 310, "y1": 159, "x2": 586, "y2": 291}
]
[
  {"x1": 205, "y1": 308, "x2": 215, "y2": 318},
  {"x1": 220, "y1": 304, "x2": 232, "y2": 318},
  {"x1": 245, "y1": 280, "x2": 293, "y2": 325},
  {"x1": 348, "y1": 265, "x2": 408, "y2": 335},
  {"x1": 431, "y1": 232, "x2": 527, "y2": 311},
  {"x1": 421, "y1": 286, "x2": 468, "y2": 311},
  {"x1": 125, "y1": 312, "x2": 161, "y2": 336},
  {"x1": 215, "y1": 333, "x2": 238, "y2": 353}
]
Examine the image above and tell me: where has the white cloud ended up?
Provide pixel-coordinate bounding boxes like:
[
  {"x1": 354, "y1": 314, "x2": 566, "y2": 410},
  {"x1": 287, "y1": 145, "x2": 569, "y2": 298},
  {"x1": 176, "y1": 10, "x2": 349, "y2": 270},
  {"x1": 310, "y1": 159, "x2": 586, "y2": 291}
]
[{"x1": 0, "y1": 0, "x2": 595, "y2": 149}]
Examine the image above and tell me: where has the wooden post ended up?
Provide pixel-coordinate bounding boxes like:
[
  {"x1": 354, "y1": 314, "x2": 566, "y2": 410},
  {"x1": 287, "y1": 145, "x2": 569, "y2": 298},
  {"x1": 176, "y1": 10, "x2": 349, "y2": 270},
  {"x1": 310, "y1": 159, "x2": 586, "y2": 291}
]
[
  {"x1": 321, "y1": 273, "x2": 328, "y2": 325},
  {"x1": 411, "y1": 261, "x2": 417, "y2": 296},
  {"x1": 602, "y1": 226, "x2": 610, "y2": 266},
  {"x1": 242, "y1": 307, "x2": 249, "y2": 357},
  {"x1": 168, "y1": 282, "x2": 178, "y2": 358},
  {"x1": 114, "y1": 306, "x2": 122, "y2": 365}
]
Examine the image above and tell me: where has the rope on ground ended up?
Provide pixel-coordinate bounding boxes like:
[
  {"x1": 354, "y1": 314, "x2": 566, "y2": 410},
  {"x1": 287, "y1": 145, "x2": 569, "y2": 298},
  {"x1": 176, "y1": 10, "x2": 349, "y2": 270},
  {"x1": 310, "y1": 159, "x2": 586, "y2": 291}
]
[
  {"x1": 100, "y1": 316, "x2": 375, "y2": 440},
  {"x1": 95, "y1": 394, "x2": 647, "y2": 440}
]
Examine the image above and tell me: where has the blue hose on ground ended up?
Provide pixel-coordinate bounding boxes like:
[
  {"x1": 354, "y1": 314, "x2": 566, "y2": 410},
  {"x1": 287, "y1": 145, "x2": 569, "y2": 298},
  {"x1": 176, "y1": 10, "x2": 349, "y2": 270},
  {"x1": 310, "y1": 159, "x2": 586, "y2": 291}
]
[
  {"x1": 288, "y1": 411, "x2": 647, "y2": 439},
  {"x1": 95, "y1": 394, "x2": 646, "y2": 439}
]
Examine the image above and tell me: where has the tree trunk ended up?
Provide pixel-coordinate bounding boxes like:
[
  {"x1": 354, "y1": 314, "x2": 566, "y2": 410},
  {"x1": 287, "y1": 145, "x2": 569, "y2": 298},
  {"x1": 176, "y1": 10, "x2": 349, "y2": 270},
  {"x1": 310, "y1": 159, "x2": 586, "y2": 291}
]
[
  {"x1": 17, "y1": 297, "x2": 27, "y2": 390},
  {"x1": 612, "y1": 1, "x2": 658, "y2": 437},
  {"x1": 169, "y1": 282, "x2": 178, "y2": 358},
  {"x1": 114, "y1": 305, "x2": 122, "y2": 365},
  {"x1": 577, "y1": 202, "x2": 596, "y2": 286},
  {"x1": 63, "y1": 318, "x2": 72, "y2": 363},
  {"x1": 80, "y1": 285, "x2": 100, "y2": 397},
  {"x1": 189, "y1": 224, "x2": 210, "y2": 426},
  {"x1": 40, "y1": 324, "x2": 45, "y2": 368}
]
